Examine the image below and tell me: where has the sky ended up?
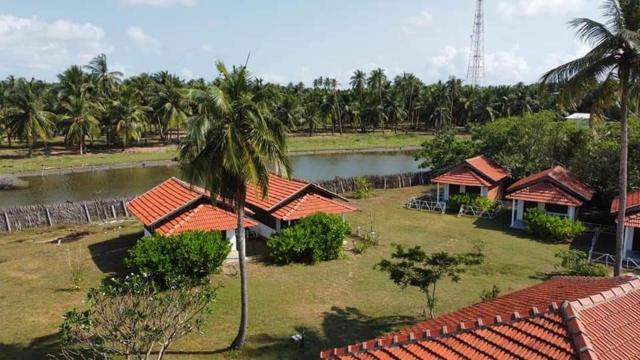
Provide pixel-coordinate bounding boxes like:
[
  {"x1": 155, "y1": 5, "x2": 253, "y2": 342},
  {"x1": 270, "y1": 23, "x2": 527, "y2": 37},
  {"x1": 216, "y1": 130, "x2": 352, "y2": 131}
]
[{"x1": 0, "y1": 0, "x2": 603, "y2": 86}]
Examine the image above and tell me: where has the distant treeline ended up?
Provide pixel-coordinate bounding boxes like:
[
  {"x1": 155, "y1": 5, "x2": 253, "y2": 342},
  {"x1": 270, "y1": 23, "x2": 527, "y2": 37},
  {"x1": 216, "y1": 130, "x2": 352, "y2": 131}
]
[{"x1": 0, "y1": 54, "x2": 585, "y2": 156}]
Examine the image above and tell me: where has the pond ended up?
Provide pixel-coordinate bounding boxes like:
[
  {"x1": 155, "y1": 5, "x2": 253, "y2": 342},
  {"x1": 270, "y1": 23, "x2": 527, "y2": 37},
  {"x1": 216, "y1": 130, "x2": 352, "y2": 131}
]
[{"x1": 1, "y1": 151, "x2": 422, "y2": 207}]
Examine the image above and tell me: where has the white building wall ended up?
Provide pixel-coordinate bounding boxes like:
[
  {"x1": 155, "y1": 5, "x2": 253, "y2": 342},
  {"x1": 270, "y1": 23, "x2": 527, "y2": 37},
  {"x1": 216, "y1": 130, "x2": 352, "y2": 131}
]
[
  {"x1": 516, "y1": 200, "x2": 525, "y2": 221},
  {"x1": 443, "y1": 184, "x2": 450, "y2": 201},
  {"x1": 625, "y1": 227, "x2": 635, "y2": 254},
  {"x1": 226, "y1": 229, "x2": 239, "y2": 260},
  {"x1": 255, "y1": 223, "x2": 276, "y2": 238}
]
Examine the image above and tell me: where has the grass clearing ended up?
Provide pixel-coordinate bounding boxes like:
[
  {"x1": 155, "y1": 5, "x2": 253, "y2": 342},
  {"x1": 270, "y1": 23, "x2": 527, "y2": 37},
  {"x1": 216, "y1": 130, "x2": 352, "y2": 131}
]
[
  {"x1": 0, "y1": 186, "x2": 570, "y2": 359},
  {"x1": 0, "y1": 133, "x2": 431, "y2": 174}
]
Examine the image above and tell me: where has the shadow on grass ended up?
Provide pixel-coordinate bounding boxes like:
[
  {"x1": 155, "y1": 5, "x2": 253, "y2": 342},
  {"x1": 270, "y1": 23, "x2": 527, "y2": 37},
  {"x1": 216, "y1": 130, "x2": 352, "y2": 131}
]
[
  {"x1": 221, "y1": 306, "x2": 417, "y2": 359},
  {"x1": 88, "y1": 231, "x2": 141, "y2": 275},
  {"x1": 0, "y1": 332, "x2": 60, "y2": 359}
]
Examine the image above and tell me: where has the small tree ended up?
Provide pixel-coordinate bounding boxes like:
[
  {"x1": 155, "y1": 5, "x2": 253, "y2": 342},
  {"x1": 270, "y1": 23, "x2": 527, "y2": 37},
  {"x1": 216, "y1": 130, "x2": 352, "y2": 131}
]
[
  {"x1": 352, "y1": 176, "x2": 372, "y2": 199},
  {"x1": 376, "y1": 244, "x2": 484, "y2": 318},
  {"x1": 555, "y1": 250, "x2": 608, "y2": 277},
  {"x1": 56, "y1": 274, "x2": 215, "y2": 360}
]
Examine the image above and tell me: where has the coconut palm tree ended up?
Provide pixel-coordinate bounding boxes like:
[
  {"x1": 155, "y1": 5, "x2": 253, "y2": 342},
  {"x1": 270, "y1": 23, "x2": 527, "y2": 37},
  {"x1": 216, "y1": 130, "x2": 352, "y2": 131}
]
[
  {"x1": 179, "y1": 61, "x2": 290, "y2": 349},
  {"x1": 59, "y1": 91, "x2": 101, "y2": 154},
  {"x1": 4, "y1": 79, "x2": 55, "y2": 156},
  {"x1": 350, "y1": 70, "x2": 367, "y2": 132},
  {"x1": 111, "y1": 86, "x2": 150, "y2": 150},
  {"x1": 84, "y1": 53, "x2": 123, "y2": 95},
  {"x1": 541, "y1": 0, "x2": 640, "y2": 276},
  {"x1": 151, "y1": 72, "x2": 189, "y2": 142},
  {"x1": 367, "y1": 68, "x2": 388, "y2": 132}
]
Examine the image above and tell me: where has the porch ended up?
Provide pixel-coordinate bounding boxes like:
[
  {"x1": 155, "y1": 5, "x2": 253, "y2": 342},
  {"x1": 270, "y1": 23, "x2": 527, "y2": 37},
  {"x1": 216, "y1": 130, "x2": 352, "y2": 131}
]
[{"x1": 509, "y1": 199, "x2": 577, "y2": 228}]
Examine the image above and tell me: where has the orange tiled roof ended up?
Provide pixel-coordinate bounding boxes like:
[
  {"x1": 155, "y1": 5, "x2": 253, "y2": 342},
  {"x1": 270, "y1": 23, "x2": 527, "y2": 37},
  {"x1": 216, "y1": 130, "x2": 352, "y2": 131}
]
[
  {"x1": 507, "y1": 166, "x2": 594, "y2": 203},
  {"x1": 271, "y1": 193, "x2": 356, "y2": 221},
  {"x1": 465, "y1": 155, "x2": 511, "y2": 183},
  {"x1": 564, "y1": 278, "x2": 640, "y2": 360},
  {"x1": 321, "y1": 276, "x2": 633, "y2": 359},
  {"x1": 611, "y1": 190, "x2": 640, "y2": 213},
  {"x1": 506, "y1": 182, "x2": 584, "y2": 206},
  {"x1": 155, "y1": 203, "x2": 256, "y2": 235},
  {"x1": 623, "y1": 212, "x2": 640, "y2": 227},
  {"x1": 432, "y1": 156, "x2": 509, "y2": 187},
  {"x1": 127, "y1": 177, "x2": 203, "y2": 226},
  {"x1": 245, "y1": 173, "x2": 309, "y2": 211}
]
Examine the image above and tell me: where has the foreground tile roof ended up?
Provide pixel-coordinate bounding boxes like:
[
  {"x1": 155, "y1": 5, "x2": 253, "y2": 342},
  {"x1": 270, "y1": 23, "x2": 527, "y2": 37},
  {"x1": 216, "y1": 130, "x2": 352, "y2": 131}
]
[
  {"x1": 155, "y1": 203, "x2": 256, "y2": 235},
  {"x1": 271, "y1": 193, "x2": 356, "y2": 221},
  {"x1": 611, "y1": 190, "x2": 640, "y2": 213},
  {"x1": 507, "y1": 166, "x2": 594, "y2": 205},
  {"x1": 432, "y1": 156, "x2": 509, "y2": 187},
  {"x1": 127, "y1": 177, "x2": 203, "y2": 226},
  {"x1": 321, "y1": 276, "x2": 635, "y2": 359}
]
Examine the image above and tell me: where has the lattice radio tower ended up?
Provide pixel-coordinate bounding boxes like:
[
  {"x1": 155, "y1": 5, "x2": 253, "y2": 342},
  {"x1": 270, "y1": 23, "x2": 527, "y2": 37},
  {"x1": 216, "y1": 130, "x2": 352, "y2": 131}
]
[{"x1": 467, "y1": 0, "x2": 484, "y2": 86}]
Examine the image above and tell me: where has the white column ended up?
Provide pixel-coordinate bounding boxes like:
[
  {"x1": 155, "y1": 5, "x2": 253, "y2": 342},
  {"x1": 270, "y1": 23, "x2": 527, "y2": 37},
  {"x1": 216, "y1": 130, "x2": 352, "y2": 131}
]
[
  {"x1": 276, "y1": 219, "x2": 281, "y2": 231},
  {"x1": 516, "y1": 200, "x2": 525, "y2": 221},
  {"x1": 436, "y1": 183, "x2": 440, "y2": 202},
  {"x1": 568, "y1": 206, "x2": 576, "y2": 221},
  {"x1": 511, "y1": 199, "x2": 516, "y2": 227},
  {"x1": 624, "y1": 227, "x2": 635, "y2": 256},
  {"x1": 481, "y1": 186, "x2": 488, "y2": 198},
  {"x1": 443, "y1": 184, "x2": 450, "y2": 201}
]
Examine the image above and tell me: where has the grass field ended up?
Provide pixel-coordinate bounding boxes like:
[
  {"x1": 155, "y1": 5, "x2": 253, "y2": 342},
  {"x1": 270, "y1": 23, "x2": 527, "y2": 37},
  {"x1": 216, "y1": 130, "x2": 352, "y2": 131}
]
[
  {"x1": 0, "y1": 186, "x2": 570, "y2": 359},
  {"x1": 0, "y1": 132, "x2": 430, "y2": 174}
]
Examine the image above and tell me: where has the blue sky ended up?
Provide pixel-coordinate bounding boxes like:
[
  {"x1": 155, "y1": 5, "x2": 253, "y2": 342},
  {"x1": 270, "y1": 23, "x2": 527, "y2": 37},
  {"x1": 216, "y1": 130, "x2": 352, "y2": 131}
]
[{"x1": 0, "y1": 0, "x2": 601, "y2": 85}]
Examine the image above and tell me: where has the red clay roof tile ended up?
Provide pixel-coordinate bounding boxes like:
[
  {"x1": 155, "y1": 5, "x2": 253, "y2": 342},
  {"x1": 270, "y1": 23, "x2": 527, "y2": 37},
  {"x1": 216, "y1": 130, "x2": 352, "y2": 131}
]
[
  {"x1": 465, "y1": 155, "x2": 511, "y2": 183},
  {"x1": 507, "y1": 166, "x2": 594, "y2": 203},
  {"x1": 155, "y1": 203, "x2": 256, "y2": 235},
  {"x1": 432, "y1": 156, "x2": 509, "y2": 187},
  {"x1": 321, "y1": 276, "x2": 634, "y2": 359},
  {"x1": 611, "y1": 190, "x2": 640, "y2": 213},
  {"x1": 506, "y1": 182, "x2": 584, "y2": 206},
  {"x1": 271, "y1": 193, "x2": 356, "y2": 221},
  {"x1": 127, "y1": 177, "x2": 203, "y2": 226},
  {"x1": 245, "y1": 173, "x2": 309, "y2": 211}
]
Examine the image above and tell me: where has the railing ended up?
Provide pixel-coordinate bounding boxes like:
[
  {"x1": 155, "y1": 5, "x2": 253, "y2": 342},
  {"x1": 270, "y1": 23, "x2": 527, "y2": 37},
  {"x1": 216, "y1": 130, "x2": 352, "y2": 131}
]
[
  {"x1": 589, "y1": 251, "x2": 640, "y2": 272},
  {"x1": 405, "y1": 197, "x2": 446, "y2": 214},
  {"x1": 457, "y1": 201, "x2": 503, "y2": 219}
]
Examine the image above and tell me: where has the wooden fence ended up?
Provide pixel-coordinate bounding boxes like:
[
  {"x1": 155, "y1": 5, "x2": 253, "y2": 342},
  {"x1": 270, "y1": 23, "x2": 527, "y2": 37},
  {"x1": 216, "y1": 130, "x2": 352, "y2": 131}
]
[{"x1": 0, "y1": 171, "x2": 431, "y2": 232}]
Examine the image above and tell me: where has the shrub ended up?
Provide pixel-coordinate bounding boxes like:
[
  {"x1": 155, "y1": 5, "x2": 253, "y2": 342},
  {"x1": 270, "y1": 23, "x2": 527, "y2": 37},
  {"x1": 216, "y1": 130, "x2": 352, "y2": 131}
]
[
  {"x1": 555, "y1": 250, "x2": 609, "y2": 277},
  {"x1": 480, "y1": 285, "x2": 501, "y2": 301},
  {"x1": 524, "y1": 208, "x2": 586, "y2": 242},
  {"x1": 353, "y1": 176, "x2": 372, "y2": 199},
  {"x1": 267, "y1": 212, "x2": 350, "y2": 264},
  {"x1": 125, "y1": 231, "x2": 231, "y2": 287},
  {"x1": 448, "y1": 193, "x2": 496, "y2": 210}
]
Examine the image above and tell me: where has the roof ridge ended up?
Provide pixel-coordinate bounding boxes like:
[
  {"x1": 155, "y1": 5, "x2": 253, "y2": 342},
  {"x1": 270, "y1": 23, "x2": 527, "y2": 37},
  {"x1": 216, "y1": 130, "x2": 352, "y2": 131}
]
[
  {"x1": 322, "y1": 304, "x2": 562, "y2": 359},
  {"x1": 309, "y1": 193, "x2": 357, "y2": 211},
  {"x1": 166, "y1": 203, "x2": 203, "y2": 235},
  {"x1": 282, "y1": 193, "x2": 310, "y2": 220},
  {"x1": 569, "y1": 277, "x2": 640, "y2": 311}
]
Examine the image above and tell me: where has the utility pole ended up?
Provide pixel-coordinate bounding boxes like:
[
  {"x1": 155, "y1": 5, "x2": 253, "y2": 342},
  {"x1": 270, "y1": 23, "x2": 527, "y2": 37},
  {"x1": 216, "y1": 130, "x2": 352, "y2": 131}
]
[{"x1": 467, "y1": 0, "x2": 484, "y2": 87}]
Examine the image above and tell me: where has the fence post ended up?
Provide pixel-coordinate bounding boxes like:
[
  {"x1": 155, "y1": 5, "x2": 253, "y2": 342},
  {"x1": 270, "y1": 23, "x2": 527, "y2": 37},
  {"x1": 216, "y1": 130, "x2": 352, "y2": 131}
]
[
  {"x1": 45, "y1": 208, "x2": 53, "y2": 227},
  {"x1": 122, "y1": 200, "x2": 129, "y2": 217},
  {"x1": 111, "y1": 205, "x2": 117, "y2": 219},
  {"x1": 3, "y1": 212, "x2": 11, "y2": 232},
  {"x1": 83, "y1": 203, "x2": 91, "y2": 223}
]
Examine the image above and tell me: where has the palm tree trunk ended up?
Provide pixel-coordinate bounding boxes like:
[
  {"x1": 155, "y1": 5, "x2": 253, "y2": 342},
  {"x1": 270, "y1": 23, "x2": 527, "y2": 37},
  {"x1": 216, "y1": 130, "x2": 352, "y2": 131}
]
[
  {"x1": 231, "y1": 187, "x2": 249, "y2": 349},
  {"x1": 614, "y1": 74, "x2": 630, "y2": 277}
]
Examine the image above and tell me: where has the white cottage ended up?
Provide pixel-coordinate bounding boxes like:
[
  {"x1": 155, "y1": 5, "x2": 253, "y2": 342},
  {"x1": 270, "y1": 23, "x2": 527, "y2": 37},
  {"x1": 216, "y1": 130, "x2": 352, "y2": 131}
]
[{"x1": 506, "y1": 166, "x2": 594, "y2": 229}]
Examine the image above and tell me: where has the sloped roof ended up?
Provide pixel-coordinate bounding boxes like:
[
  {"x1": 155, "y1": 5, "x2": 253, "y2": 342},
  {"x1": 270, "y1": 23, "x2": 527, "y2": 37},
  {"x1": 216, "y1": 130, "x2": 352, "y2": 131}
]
[
  {"x1": 465, "y1": 155, "x2": 510, "y2": 183},
  {"x1": 611, "y1": 190, "x2": 640, "y2": 213},
  {"x1": 321, "y1": 276, "x2": 633, "y2": 359},
  {"x1": 127, "y1": 177, "x2": 203, "y2": 226},
  {"x1": 271, "y1": 193, "x2": 356, "y2": 221},
  {"x1": 155, "y1": 203, "x2": 256, "y2": 235},
  {"x1": 506, "y1": 182, "x2": 584, "y2": 206},
  {"x1": 245, "y1": 173, "x2": 310, "y2": 211},
  {"x1": 432, "y1": 156, "x2": 509, "y2": 187},
  {"x1": 507, "y1": 166, "x2": 594, "y2": 203},
  {"x1": 564, "y1": 278, "x2": 640, "y2": 360}
]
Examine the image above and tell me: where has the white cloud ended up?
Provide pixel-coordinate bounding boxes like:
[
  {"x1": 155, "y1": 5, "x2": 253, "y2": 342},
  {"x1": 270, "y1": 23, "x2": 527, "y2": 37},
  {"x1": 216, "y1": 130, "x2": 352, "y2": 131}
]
[
  {"x1": 498, "y1": 0, "x2": 585, "y2": 18},
  {"x1": 120, "y1": 0, "x2": 197, "y2": 7},
  {"x1": 485, "y1": 47, "x2": 530, "y2": 81},
  {"x1": 0, "y1": 14, "x2": 111, "y2": 75},
  {"x1": 181, "y1": 67, "x2": 194, "y2": 79},
  {"x1": 127, "y1": 26, "x2": 160, "y2": 52},
  {"x1": 403, "y1": 10, "x2": 433, "y2": 34},
  {"x1": 259, "y1": 73, "x2": 286, "y2": 84},
  {"x1": 200, "y1": 44, "x2": 214, "y2": 53}
]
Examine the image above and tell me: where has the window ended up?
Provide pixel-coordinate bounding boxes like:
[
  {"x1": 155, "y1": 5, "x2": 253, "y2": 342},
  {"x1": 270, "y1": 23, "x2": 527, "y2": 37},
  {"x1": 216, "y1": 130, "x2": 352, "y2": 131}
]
[
  {"x1": 465, "y1": 186, "x2": 481, "y2": 195},
  {"x1": 545, "y1": 203, "x2": 568, "y2": 215},
  {"x1": 449, "y1": 184, "x2": 460, "y2": 194},
  {"x1": 524, "y1": 201, "x2": 538, "y2": 210}
]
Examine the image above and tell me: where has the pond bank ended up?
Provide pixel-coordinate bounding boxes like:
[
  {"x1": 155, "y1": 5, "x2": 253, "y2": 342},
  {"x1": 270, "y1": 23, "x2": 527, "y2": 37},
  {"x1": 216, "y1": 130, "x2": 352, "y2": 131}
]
[{"x1": 10, "y1": 146, "x2": 421, "y2": 177}]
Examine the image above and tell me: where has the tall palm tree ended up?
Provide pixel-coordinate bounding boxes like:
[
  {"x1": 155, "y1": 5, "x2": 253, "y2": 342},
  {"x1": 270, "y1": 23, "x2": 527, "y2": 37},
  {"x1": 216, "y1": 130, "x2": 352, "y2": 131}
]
[
  {"x1": 111, "y1": 86, "x2": 150, "y2": 150},
  {"x1": 84, "y1": 53, "x2": 123, "y2": 95},
  {"x1": 152, "y1": 71, "x2": 189, "y2": 142},
  {"x1": 541, "y1": 0, "x2": 640, "y2": 276},
  {"x1": 5, "y1": 79, "x2": 56, "y2": 156},
  {"x1": 350, "y1": 70, "x2": 367, "y2": 133},
  {"x1": 179, "y1": 62, "x2": 290, "y2": 349},
  {"x1": 59, "y1": 91, "x2": 101, "y2": 154},
  {"x1": 367, "y1": 68, "x2": 388, "y2": 132}
]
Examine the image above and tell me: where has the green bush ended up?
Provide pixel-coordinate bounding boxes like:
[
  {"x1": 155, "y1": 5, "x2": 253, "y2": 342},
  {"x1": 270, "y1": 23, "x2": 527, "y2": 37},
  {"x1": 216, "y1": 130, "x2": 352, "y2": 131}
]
[
  {"x1": 353, "y1": 176, "x2": 372, "y2": 199},
  {"x1": 555, "y1": 250, "x2": 608, "y2": 277},
  {"x1": 524, "y1": 208, "x2": 586, "y2": 242},
  {"x1": 267, "y1": 212, "x2": 350, "y2": 264},
  {"x1": 125, "y1": 231, "x2": 231, "y2": 287},
  {"x1": 448, "y1": 193, "x2": 496, "y2": 210}
]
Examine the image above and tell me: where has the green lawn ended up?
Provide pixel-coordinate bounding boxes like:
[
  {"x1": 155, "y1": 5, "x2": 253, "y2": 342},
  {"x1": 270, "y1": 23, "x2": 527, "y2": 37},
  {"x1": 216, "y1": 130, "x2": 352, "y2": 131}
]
[
  {"x1": 0, "y1": 186, "x2": 570, "y2": 359},
  {"x1": 0, "y1": 132, "x2": 430, "y2": 174}
]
